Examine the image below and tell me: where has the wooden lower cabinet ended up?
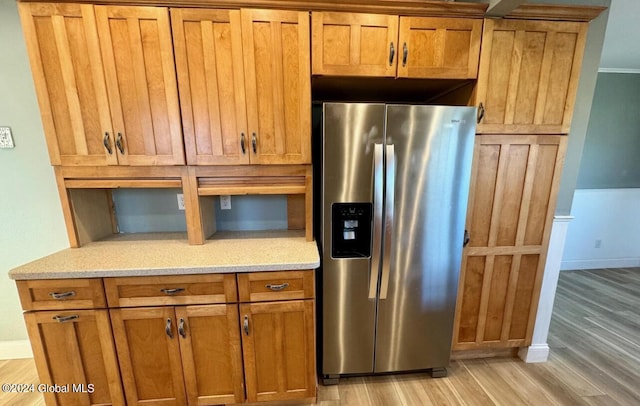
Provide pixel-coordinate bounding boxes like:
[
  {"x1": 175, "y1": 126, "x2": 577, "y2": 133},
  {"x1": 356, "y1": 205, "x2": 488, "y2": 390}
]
[
  {"x1": 240, "y1": 300, "x2": 316, "y2": 402},
  {"x1": 110, "y1": 305, "x2": 244, "y2": 406},
  {"x1": 24, "y1": 310, "x2": 124, "y2": 406}
]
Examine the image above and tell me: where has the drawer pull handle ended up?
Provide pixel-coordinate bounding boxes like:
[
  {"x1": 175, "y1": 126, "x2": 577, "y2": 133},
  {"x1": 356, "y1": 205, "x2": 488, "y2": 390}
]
[
  {"x1": 243, "y1": 315, "x2": 249, "y2": 336},
  {"x1": 160, "y1": 288, "x2": 185, "y2": 295},
  {"x1": 53, "y1": 315, "x2": 79, "y2": 323},
  {"x1": 49, "y1": 291, "x2": 76, "y2": 300},
  {"x1": 265, "y1": 283, "x2": 289, "y2": 291},
  {"x1": 178, "y1": 318, "x2": 186, "y2": 338},
  {"x1": 165, "y1": 318, "x2": 173, "y2": 339}
]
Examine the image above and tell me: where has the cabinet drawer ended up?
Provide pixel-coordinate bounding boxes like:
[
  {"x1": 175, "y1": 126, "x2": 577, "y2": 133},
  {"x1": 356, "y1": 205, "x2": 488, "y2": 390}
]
[
  {"x1": 16, "y1": 279, "x2": 106, "y2": 311},
  {"x1": 238, "y1": 270, "x2": 314, "y2": 302},
  {"x1": 104, "y1": 274, "x2": 237, "y2": 307}
]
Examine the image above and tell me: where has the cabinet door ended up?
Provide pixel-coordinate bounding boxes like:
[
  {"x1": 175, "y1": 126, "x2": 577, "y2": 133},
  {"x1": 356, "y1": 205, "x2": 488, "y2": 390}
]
[
  {"x1": 240, "y1": 300, "x2": 316, "y2": 402},
  {"x1": 172, "y1": 8, "x2": 249, "y2": 166},
  {"x1": 311, "y1": 12, "x2": 399, "y2": 77},
  {"x1": 18, "y1": 3, "x2": 116, "y2": 166},
  {"x1": 453, "y1": 135, "x2": 567, "y2": 349},
  {"x1": 25, "y1": 310, "x2": 124, "y2": 406},
  {"x1": 95, "y1": 6, "x2": 185, "y2": 166},
  {"x1": 242, "y1": 9, "x2": 311, "y2": 165},
  {"x1": 397, "y1": 17, "x2": 482, "y2": 79},
  {"x1": 176, "y1": 305, "x2": 245, "y2": 405},
  {"x1": 476, "y1": 19, "x2": 587, "y2": 134},
  {"x1": 110, "y1": 307, "x2": 186, "y2": 405}
]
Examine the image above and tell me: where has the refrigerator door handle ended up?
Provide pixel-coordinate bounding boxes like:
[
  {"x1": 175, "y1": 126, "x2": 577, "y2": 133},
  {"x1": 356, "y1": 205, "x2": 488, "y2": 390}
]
[
  {"x1": 369, "y1": 143, "x2": 384, "y2": 299},
  {"x1": 380, "y1": 144, "x2": 396, "y2": 300}
]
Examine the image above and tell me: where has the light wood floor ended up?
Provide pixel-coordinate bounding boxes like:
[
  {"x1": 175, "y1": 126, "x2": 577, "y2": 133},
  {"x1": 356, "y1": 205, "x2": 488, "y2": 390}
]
[{"x1": 1, "y1": 268, "x2": 638, "y2": 406}]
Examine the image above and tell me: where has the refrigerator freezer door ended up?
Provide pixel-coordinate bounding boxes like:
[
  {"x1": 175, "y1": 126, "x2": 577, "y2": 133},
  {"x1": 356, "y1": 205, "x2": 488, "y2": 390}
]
[
  {"x1": 322, "y1": 103, "x2": 386, "y2": 375},
  {"x1": 374, "y1": 105, "x2": 476, "y2": 372}
]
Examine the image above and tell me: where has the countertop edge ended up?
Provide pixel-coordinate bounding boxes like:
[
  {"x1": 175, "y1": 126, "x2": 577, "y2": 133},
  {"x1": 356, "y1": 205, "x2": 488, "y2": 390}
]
[{"x1": 9, "y1": 260, "x2": 321, "y2": 281}]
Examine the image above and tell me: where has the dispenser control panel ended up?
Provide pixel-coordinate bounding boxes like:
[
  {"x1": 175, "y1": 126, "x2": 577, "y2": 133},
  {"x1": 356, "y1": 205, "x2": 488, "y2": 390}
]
[{"x1": 331, "y1": 203, "x2": 372, "y2": 258}]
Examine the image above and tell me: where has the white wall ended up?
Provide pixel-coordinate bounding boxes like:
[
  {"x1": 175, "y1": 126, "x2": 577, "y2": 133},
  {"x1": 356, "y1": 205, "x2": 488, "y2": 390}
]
[
  {"x1": 561, "y1": 188, "x2": 640, "y2": 270},
  {"x1": 0, "y1": 2, "x2": 68, "y2": 353}
]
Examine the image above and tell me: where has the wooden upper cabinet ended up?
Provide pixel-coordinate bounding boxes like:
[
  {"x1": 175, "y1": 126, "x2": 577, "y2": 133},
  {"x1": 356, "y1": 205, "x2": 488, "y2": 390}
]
[
  {"x1": 312, "y1": 12, "x2": 482, "y2": 79},
  {"x1": 476, "y1": 19, "x2": 587, "y2": 134},
  {"x1": 242, "y1": 9, "x2": 311, "y2": 165},
  {"x1": 95, "y1": 6, "x2": 184, "y2": 165},
  {"x1": 20, "y1": 3, "x2": 184, "y2": 166},
  {"x1": 172, "y1": 8, "x2": 249, "y2": 165},
  {"x1": 397, "y1": 17, "x2": 482, "y2": 79},
  {"x1": 312, "y1": 12, "x2": 398, "y2": 77},
  {"x1": 18, "y1": 3, "x2": 115, "y2": 166}
]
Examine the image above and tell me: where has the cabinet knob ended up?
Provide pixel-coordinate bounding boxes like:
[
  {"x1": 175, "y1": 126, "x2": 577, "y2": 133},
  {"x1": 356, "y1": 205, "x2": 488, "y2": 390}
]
[
  {"x1": 389, "y1": 42, "x2": 395, "y2": 66},
  {"x1": 48, "y1": 291, "x2": 76, "y2": 300},
  {"x1": 103, "y1": 132, "x2": 113, "y2": 155},
  {"x1": 265, "y1": 283, "x2": 289, "y2": 291},
  {"x1": 402, "y1": 42, "x2": 408, "y2": 67},
  {"x1": 52, "y1": 315, "x2": 79, "y2": 323},
  {"x1": 116, "y1": 132, "x2": 125, "y2": 154},
  {"x1": 178, "y1": 318, "x2": 186, "y2": 338},
  {"x1": 165, "y1": 318, "x2": 174, "y2": 339},
  {"x1": 477, "y1": 103, "x2": 485, "y2": 124}
]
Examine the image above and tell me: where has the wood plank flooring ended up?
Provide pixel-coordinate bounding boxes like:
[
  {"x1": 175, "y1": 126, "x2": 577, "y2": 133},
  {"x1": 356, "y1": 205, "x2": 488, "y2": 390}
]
[{"x1": 1, "y1": 268, "x2": 638, "y2": 406}]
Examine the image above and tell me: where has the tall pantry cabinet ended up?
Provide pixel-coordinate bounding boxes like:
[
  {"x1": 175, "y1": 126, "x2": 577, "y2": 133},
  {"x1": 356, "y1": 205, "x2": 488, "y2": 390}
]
[{"x1": 453, "y1": 18, "x2": 587, "y2": 350}]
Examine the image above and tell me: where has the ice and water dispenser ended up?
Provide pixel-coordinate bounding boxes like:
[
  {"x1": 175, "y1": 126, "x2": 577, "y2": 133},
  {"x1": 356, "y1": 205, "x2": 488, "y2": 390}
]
[{"x1": 331, "y1": 203, "x2": 372, "y2": 258}]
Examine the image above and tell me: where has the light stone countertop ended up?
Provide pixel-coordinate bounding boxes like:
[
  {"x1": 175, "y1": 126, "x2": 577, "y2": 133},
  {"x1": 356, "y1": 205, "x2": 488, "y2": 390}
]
[{"x1": 9, "y1": 231, "x2": 320, "y2": 280}]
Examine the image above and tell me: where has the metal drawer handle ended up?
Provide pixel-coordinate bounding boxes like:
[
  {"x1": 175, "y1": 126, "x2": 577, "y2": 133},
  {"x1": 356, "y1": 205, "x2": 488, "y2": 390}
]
[
  {"x1": 116, "y1": 132, "x2": 125, "y2": 154},
  {"x1": 389, "y1": 42, "x2": 395, "y2": 66},
  {"x1": 477, "y1": 102, "x2": 485, "y2": 123},
  {"x1": 48, "y1": 291, "x2": 76, "y2": 300},
  {"x1": 402, "y1": 42, "x2": 408, "y2": 66},
  {"x1": 160, "y1": 288, "x2": 185, "y2": 295},
  {"x1": 252, "y1": 133, "x2": 257, "y2": 154},
  {"x1": 53, "y1": 315, "x2": 79, "y2": 323},
  {"x1": 103, "y1": 132, "x2": 113, "y2": 155},
  {"x1": 178, "y1": 318, "x2": 186, "y2": 338},
  {"x1": 165, "y1": 318, "x2": 173, "y2": 338},
  {"x1": 265, "y1": 283, "x2": 289, "y2": 291},
  {"x1": 241, "y1": 133, "x2": 246, "y2": 154},
  {"x1": 243, "y1": 315, "x2": 249, "y2": 336}
]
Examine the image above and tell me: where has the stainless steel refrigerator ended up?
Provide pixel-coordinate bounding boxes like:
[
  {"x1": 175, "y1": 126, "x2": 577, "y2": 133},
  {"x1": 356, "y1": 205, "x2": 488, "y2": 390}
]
[{"x1": 320, "y1": 103, "x2": 476, "y2": 380}]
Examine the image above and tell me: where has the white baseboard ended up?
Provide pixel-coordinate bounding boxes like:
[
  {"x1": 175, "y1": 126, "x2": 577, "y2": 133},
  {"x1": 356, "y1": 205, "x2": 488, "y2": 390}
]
[
  {"x1": 518, "y1": 344, "x2": 550, "y2": 363},
  {"x1": 0, "y1": 340, "x2": 33, "y2": 360},
  {"x1": 561, "y1": 258, "x2": 640, "y2": 270}
]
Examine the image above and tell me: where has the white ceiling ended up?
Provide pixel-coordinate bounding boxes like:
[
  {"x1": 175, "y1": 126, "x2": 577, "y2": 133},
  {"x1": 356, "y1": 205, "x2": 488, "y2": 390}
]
[{"x1": 599, "y1": 0, "x2": 640, "y2": 71}]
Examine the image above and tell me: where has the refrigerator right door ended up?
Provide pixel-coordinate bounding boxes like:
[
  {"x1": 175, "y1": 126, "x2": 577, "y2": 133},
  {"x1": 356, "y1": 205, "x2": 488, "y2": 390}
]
[{"x1": 374, "y1": 105, "x2": 476, "y2": 372}]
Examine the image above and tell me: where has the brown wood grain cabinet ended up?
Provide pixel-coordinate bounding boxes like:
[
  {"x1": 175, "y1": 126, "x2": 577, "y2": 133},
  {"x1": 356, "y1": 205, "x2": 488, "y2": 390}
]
[
  {"x1": 312, "y1": 12, "x2": 482, "y2": 79},
  {"x1": 16, "y1": 279, "x2": 124, "y2": 406},
  {"x1": 453, "y1": 135, "x2": 567, "y2": 350},
  {"x1": 173, "y1": 8, "x2": 311, "y2": 166},
  {"x1": 475, "y1": 19, "x2": 587, "y2": 134}
]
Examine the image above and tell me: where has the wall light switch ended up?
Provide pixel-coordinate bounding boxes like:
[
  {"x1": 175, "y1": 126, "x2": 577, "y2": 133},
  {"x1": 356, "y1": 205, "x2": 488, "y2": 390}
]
[{"x1": 0, "y1": 127, "x2": 15, "y2": 149}]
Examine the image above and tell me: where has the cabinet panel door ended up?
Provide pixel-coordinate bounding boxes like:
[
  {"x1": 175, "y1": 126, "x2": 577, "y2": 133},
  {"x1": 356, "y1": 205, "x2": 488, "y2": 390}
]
[
  {"x1": 25, "y1": 310, "x2": 124, "y2": 406},
  {"x1": 110, "y1": 307, "x2": 186, "y2": 406},
  {"x1": 172, "y1": 8, "x2": 249, "y2": 165},
  {"x1": 397, "y1": 17, "x2": 482, "y2": 79},
  {"x1": 240, "y1": 300, "x2": 316, "y2": 402},
  {"x1": 95, "y1": 6, "x2": 184, "y2": 165},
  {"x1": 476, "y1": 19, "x2": 587, "y2": 134},
  {"x1": 453, "y1": 135, "x2": 567, "y2": 349},
  {"x1": 18, "y1": 3, "x2": 116, "y2": 166},
  {"x1": 311, "y1": 12, "x2": 398, "y2": 77},
  {"x1": 176, "y1": 305, "x2": 245, "y2": 405},
  {"x1": 242, "y1": 9, "x2": 311, "y2": 165}
]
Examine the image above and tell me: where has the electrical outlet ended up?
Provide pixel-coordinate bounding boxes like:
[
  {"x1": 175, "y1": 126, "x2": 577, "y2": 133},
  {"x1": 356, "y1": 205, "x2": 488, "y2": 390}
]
[
  {"x1": 595, "y1": 239, "x2": 602, "y2": 248},
  {"x1": 220, "y1": 195, "x2": 231, "y2": 210},
  {"x1": 0, "y1": 126, "x2": 15, "y2": 149},
  {"x1": 177, "y1": 194, "x2": 185, "y2": 210}
]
